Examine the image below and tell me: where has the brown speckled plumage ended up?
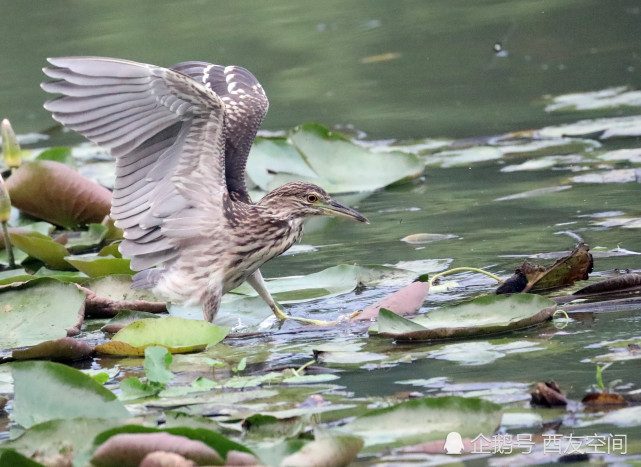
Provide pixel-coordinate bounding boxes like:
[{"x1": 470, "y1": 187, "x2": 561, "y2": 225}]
[{"x1": 42, "y1": 57, "x2": 367, "y2": 322}]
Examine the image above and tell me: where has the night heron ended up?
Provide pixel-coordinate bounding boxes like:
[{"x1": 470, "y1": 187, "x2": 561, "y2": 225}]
[{"x1": 42, "y1": 57, "x2": 368, "y2": 322}]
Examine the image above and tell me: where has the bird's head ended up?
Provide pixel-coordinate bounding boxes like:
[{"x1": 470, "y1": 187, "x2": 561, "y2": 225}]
[{"x1": 257, "y1": 182, "x2": 369, "y2": 223}]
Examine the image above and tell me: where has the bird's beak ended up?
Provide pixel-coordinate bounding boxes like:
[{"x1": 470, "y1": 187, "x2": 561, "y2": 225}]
[{"x1": 322, "y1": 200, "x2": 370, "y2": 223}]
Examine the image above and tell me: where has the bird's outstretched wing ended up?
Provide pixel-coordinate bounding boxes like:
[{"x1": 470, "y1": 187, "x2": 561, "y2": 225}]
[
  {"x1": 170, "y1": 61, "x2": 269, "y2": 203},
  {"x1": 42, "y1": 56, "x2": 229, "y2": 271}
]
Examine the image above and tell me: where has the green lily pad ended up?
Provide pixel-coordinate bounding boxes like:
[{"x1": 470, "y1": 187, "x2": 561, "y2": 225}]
[
  {"x1": 287, "y1": 123, "x2": 424, "y2": 193},
  {"x1": 102, "y1": 310, "x2": 161, "y2": 334},
  {"x1": 231, "y1": 264, "x2": 360, "y2": 303},
  {"x1": 0, "y1": 449, "x2": 44, "y2": 467},
  {"x1": 11, "y1": 361, "x2": 130, "y2": 428},
  {"x1": 372, "y1": 294, "x2": 556, "y2": 341},
  {"x1": 35, "y1": 146, "x2": 75, "y2": 167},
  {"x1": 247, "y1": 137, "x2": 319, "y2": 191},
  {"x1": 95, "y1": 317, "x2": 229, "y2": 356},
  {"x1": 82, "y1": 275, "x2": 159, "y2": 302},
  {"x1": 334, "y1": 396, "x2": 501, "y2": 451},
  {"x1": 0, "y1": 278, "x2": 86, "y2": 350},
  {"x1": 0, "y1": 269, "x2": 34, "y2": 286},
  {"x1": 65, "y1": 254, "x2": 134, "y2": 277},
  {"x1": 9, "y1": 232, "x2": 71, "y2": 270},
  {"x1": 0, "y1": 418, "x2": 126, "y2": 467},
  {"x1": 64, "y1": 223, "x2": 108, "y2": 252}
]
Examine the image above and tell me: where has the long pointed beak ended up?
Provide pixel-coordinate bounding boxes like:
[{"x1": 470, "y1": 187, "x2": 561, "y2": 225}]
[{"x1": 322, "y1": 200, "x2": 370, "y2": 223}]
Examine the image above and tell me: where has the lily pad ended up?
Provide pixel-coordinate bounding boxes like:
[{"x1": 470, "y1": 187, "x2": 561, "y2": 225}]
[
  {"x1": 95, "y1": 317, "x2": 229, "y2": 356},
  {"x1": 231, "y1": 264, "x2": 361, "y2": 303},
  {"x1": 0, "y1": 278, "x2": 86, "y2": 350},
  {"x1": 334, "y1": 396, "x2": 501, "y2": 451},
  {"x1": 102, "y1": 310, "x2": 161, "y2": 334},
  {"x1": 65, "y1": 254, "x2": 134, "y2": 277},
  {"x1": 5, "y1": 160, "x2": 111, "y2": 229},
  {"x1": 9, "y1": 231, "x2": 71, "y2": 270},
  {"x1": 280, "y1": 434, "x2": 364, "y2": 467},
  {"x1": 11, "y1": 361, "x2": 130, "y2": 428},
  {"x1": 372, "y1": 294, "x2": 556, "y2": 341},
  {"x1": 286, "y1": 123, "x2": 424, "y2": 193}
]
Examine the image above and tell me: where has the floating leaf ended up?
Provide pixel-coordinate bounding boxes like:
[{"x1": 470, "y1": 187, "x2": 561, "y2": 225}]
[
  {"x1": 144, "y1": 346, "x2": 173, "y2": 384},
  {"x1": 12, "y1": 337, "x2": 93, "y2": 361},
  {"x1": 231, "y1": 264, "x2": 360, "y2": 303},
  {"x1": 65, "y1": 254, "x2": 133, "y2": 277},
  {"x1": 9, "y1": 231, "x2": 71, "y2": 270},
  {"x1": 0, "y1": 418, "x2": 125, "y2": 467},
  {"x1": 11, "y1": 361, "x2": 129, "y2": 428},
  {"x1": 5, "y1": 160, "x2": 111, "y2": 229},
  {"x1": 334, "y1": 396, "x2": 501, "y2": 451},
  {"x1": 80, "y1": 275, "x2": 165, "y2": 318},
  {"x1": 64, "y1": 223, "x2": 108, "y2": 252},
  {"x1": 35, "y1": 146, "x2": 75, "y2": 168},
  {"x1": 287, "y1": 123, "x2": 424, "y2": 192},
  {"x1": 118, "y1": 378, "x2": 164, "y2": 401},
  {"x1": 373, "y1": 294, "x2": 556, "y2": 341},
  {"x1": 95, "y1": 317, "x2": 229, "y2": 356},
  {"x1": 101, "y1": 310, "x2": 161, "y2": 334},
  {"x1": 0, "y1": 449, "x2": 43, "y2": 466},
  {"x1": 0, "y1": 278, "x2": 85, "y2": 350},
  {"x1": 280, "y1": 434, "x2": 364, "y2": 467}
]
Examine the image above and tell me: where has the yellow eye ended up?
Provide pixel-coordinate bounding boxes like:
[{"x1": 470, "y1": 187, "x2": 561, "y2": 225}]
[{"x1": 306, "y1": 194, "x2": 318, "y2": 203}]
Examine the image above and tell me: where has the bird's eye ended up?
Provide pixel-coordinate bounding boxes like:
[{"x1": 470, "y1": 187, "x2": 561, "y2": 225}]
[{"x1": 306, "y1": 194, "x2": 318, "y2": 203}]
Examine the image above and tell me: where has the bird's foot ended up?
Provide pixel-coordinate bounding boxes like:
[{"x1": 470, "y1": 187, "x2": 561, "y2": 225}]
[{"x1": 271, "y1": 304, "x2": 333, "y2": 326}]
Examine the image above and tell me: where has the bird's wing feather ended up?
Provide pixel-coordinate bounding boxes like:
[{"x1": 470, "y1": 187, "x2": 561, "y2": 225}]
[
  {"x1": 42, "y1": 56, "x2": 229, "y2": 271},
  {"x1": 170, "y1": 61, "x2": 269, "y2": 203}
]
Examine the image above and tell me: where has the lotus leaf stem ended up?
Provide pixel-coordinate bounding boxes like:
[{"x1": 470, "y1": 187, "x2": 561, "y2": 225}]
[{"x1": 429, "y1": 267, "x2": 503, "y2": 286}]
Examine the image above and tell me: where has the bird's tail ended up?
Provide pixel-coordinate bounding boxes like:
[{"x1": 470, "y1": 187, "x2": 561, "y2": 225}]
[{"x1": 132, "y1": 268, "x2": 165, "y2": 289}]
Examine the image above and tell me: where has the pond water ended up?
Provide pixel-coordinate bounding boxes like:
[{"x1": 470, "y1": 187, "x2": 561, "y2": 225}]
[{"x1": 1, "y1": 0, "x2": 641, "y2": 465}]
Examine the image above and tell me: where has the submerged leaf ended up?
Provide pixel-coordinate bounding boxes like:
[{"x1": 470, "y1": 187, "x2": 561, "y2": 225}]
[
  {"x1": 335, "y1": 396, "x2": 501, "y2": 451},
  {"x1": 6, "y1": 160, "x2": 111, "y2": 229}
]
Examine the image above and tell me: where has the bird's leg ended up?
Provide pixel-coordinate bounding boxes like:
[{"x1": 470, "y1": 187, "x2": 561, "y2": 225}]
[
  {"x1": 247, "y1": 270, "x2": 332, "y2": 326},
  {"x1": 247, "y1": 269, "x2": 289, "y2": 320},
  {"x1": 203, "y1": 284, "x2": 222, "y2": 323}
]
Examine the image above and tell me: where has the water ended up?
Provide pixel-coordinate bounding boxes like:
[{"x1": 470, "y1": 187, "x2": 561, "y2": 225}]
[{"x1": 1, "y1": 0, "x2": 641, "y2": 463}]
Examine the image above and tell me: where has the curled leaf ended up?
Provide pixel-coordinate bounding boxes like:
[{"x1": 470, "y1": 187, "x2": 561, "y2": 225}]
[
  {"x1": 6, "y1": 160, "x2": 111, "y2": 228},
  {"x1": 91, "y1": 432, "x2": 222, "y2": 467}
]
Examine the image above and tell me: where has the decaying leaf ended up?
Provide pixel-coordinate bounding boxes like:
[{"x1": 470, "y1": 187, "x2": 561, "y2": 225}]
[
  {"x1": 497, "y1": 243, "x2": 593, "y2": 294},
  {"x1": 530, "y1": 381, "x2": 567, "y2": 407},
  {"x1": 582, "y1": 392, "x2": 627, "y2": 406},
  {"x1": 12, "y1": 337, "x2": 94, "y2": 361},
  {"x1": 573, "y1": 273, "x2": 641, "y2": 298}
]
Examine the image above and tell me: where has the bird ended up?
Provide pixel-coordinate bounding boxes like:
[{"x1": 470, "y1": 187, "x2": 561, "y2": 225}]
[{"x1": 41, "y1": 56, "x2": 368, "y2": 323}]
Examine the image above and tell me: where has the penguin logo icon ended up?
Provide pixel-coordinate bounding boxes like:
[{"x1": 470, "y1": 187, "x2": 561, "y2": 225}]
[{"x1": 444, "y1": 431, "x2": 464, "y2": 454}]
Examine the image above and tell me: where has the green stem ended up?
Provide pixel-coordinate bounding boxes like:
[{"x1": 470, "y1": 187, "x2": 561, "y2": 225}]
[
  {"x1": 429, "y1": 267, "x2": 504, "y2": 287},
  {"x1": 1, "y1": 221, "x2": 15, "y2": 269}
]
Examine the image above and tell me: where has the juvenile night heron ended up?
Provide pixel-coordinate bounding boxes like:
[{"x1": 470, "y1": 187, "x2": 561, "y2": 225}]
[{"x1": 42, "y1": 57, "x2": 368, "y2": 322}]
